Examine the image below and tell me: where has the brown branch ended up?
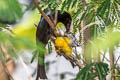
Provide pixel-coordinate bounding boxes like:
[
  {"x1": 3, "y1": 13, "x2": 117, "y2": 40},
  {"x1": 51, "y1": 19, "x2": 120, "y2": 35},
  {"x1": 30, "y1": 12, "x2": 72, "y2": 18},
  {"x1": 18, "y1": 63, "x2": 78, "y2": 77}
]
[
  {"x1": 32, "y1": 0, "x2": 59, "y2": 37},
  {"x1": 62, "y1": 54, "x2": 83, "y2": 69}
]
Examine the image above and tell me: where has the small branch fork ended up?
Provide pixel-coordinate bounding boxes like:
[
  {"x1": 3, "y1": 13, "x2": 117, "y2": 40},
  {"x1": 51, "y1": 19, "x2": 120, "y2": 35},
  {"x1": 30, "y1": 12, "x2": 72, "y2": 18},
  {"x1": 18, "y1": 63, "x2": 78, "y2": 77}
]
[{"x1": 32, "y1": 0, "x2": 82, "y2": 69}]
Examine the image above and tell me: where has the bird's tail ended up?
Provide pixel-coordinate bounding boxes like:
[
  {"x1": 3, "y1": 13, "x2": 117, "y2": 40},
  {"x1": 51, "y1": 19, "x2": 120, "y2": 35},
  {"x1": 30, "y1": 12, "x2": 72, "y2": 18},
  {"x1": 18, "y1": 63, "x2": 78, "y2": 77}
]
[{"x1": 36, "y1": 63, "x2": 47, "y2": 80}]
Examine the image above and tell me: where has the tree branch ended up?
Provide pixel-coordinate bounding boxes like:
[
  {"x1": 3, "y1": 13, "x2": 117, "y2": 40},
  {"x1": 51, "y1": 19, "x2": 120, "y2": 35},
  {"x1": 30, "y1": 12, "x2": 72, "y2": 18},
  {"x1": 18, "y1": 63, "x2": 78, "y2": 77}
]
[{"x1": 32, "y1": 0, "x2": 59, "y2": 37}]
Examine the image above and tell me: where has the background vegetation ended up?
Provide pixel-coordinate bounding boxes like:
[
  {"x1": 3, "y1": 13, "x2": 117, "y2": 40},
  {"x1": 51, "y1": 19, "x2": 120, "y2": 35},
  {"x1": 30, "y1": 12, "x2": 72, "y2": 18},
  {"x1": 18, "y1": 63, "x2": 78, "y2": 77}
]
[{"x1": 0, "y1": 0, "x2": 120, "y2": 80}]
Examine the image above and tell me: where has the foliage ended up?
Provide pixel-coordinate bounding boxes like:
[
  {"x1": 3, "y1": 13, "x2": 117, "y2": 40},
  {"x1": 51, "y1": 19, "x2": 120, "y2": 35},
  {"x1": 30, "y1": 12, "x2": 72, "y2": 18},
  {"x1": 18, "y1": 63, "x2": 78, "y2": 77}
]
[
  {"x1": 13, "y1": 9, "x2": 41, "y2": 42},
  {"x1": 0, "y1": 0, "x2": 120, "y2": 79},
  {"x1": 0, "y1": 28, "x2": 46, "y2": 62},
  {"x1": 0, "y1": 0, "x2": 23, "y2": 24},
  {"x1": 85, "y1": 29, "x2": 120, "y2": 59},
  {"x1": 75, "y1": 62, "x2": 109, "y2": 80},
  {"x1": 38, "y1": 0, "x2": 120, "y2": 79}
]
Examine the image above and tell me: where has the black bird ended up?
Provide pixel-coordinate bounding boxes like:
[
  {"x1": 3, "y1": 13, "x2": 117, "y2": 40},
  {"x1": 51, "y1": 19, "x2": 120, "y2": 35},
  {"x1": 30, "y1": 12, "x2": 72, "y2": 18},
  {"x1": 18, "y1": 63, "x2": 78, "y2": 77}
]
[{"x1": 36, "y1": 10, "x2": 72, "y2": 80}]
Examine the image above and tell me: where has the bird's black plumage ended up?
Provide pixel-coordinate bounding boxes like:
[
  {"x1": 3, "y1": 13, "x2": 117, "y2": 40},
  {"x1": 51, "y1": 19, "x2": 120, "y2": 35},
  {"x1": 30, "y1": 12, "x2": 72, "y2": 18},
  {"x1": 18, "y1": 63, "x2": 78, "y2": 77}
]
[{"x1": 36, "y1": 10, "x2": 72, "y2": 80}]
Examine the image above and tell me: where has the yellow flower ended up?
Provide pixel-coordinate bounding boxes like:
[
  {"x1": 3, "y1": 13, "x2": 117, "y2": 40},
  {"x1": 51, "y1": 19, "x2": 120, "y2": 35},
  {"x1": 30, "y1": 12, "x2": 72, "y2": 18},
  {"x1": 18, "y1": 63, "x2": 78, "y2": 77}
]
[
  {"x1": 55, "y1": 37, "x2": 72, "y2": 56},
  {"x1": 55, "y1": 37, "x2": 64, "y2": 47},
  {"x1": 62, "y1": 46, "x2": 72, "y2": 56}
]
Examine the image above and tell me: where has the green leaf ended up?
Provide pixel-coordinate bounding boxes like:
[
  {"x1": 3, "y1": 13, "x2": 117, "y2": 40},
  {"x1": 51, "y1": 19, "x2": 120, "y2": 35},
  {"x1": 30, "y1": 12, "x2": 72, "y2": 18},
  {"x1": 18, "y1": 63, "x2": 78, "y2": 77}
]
[
  {"x1": 31, "y1": 50, "x2": 37, "y2": 63},
  {"x1": 71, "y1": 0, "x2": 78, "y2": 8},
  {"x1": 95, "y1": 62, "x2": 109, "y2": 80},
  {"x1": 61, "y1": 0, "x2": 66, "y2": 13},
  {"x1": 85, "y1": 29, "x2": 120, "y2": 60},
  {"x1": 48, "y1": 41, "x2": 52, "y2": 54},
  {"x1": 0, "y1": 0, "x2": 23, "y2": 24},
  {"x1": 75, "y1": 63, "x2": 95, "y2": 80},
  {"x1": 97, "y1": 0, "x2": 110, "y2": 17},
  {"x1": 0, "y1": 29, "x2": 46, "y2": 62},
  {"x1": 75, "y1": 62, "x2": 109, "y2": 80}
]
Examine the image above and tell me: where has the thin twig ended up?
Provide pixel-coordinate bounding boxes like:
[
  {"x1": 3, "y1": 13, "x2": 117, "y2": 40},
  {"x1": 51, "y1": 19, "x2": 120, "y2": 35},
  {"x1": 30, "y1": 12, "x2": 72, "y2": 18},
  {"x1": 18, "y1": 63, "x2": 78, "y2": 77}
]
[
  {"x1": 114, "y1": 55, "x2": 120, "y2": 66},
  {"x1": 116, "y1": 66, "x2": 120, "y2": 73},
  {"x1": 102, "y1": 52, "x2": 106, "y2": 62},
  {"x1": 19, "y1": 57, "x2": 34, "y2": 80},
  {"x1": 54, "y1": 10, "x2": 58, "y2": 25},
  {"x1": 48, "y1": 8, "x2": 55, "y2": 24},
  {"x1": 80, "y1": 21, "x2": 99, "y2": 33}
]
